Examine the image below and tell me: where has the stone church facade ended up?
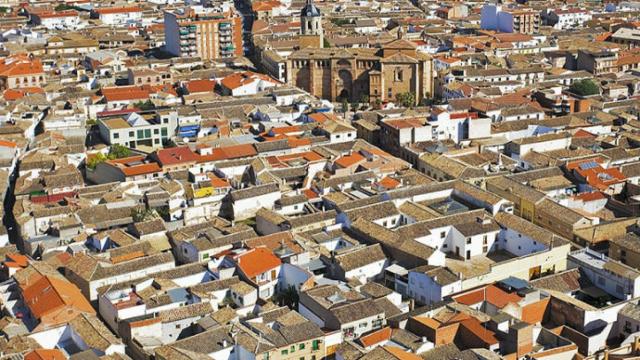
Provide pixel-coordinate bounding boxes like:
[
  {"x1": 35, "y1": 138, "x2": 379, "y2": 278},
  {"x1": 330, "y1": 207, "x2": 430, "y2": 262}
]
[{"x1": 285, "y1": 39, "x2": 434, "y2": 105}]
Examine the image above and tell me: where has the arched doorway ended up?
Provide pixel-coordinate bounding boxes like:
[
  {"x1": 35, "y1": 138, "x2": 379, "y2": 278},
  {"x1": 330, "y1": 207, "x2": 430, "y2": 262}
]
[{"x1": 336, "y1": 69, "x2": 353, "y2": 101}]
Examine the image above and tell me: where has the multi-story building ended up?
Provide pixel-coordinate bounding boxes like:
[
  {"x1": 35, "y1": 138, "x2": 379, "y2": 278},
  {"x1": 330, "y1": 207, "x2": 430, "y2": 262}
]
[
  {"x1": 164, "y1": 8, "x2": 243, "y2": 60},
  {"x1": 92, "y1": 6, "x2": 143, "y2": 26},
  {"x1": 577, "y1": 50, "x2": 618, "y2": 75},
  {"x1": 283, "y1": 39, "x2": 433, "y2": 104},
  {"x1": 569, "y1": 248, "x2": 640, "y2": 300},
  {"x1": 97, "y1": 110, "x2": 177, "y2": 149},
  {"x1": 0, "y1": 55, "x2": 46, "y2": 90},
  {"x1": 545, "y1": 8, "x2": 592, "y2": 30},
  {"x1": 481, "y1": 5, "x2": 540, "y2": 34},
  {"x1": 30, "y1": 10, "x2": 82, "y2": 30}
]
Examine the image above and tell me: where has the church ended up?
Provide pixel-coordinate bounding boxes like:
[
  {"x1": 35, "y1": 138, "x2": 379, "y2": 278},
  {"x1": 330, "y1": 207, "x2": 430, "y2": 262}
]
[{"x1": 281, "y1": 0, "x2": 434, "y2": 105}]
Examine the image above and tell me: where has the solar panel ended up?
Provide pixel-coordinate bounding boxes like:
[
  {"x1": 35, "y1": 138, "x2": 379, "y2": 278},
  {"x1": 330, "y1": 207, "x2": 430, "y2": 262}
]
[{"x1": 579, "y1": 161, "x2": 598, "y2": 170}]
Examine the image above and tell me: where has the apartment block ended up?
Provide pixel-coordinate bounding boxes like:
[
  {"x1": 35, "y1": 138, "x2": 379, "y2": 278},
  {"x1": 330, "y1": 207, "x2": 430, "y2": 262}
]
[{"x1": 164, "y1": 8, "x2": 243, "y2": 60}]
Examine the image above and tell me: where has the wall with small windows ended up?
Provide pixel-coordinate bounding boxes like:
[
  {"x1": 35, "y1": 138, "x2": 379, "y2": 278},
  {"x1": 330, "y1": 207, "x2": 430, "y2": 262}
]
[{"x1": 498, "y1": 226, "x2": 549, "y2": 257}]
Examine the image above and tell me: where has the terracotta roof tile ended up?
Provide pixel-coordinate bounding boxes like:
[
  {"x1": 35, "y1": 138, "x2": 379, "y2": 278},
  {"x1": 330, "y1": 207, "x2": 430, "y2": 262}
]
[{"x1": 234, "y1": 247, "x2": 281, "y2": 279}]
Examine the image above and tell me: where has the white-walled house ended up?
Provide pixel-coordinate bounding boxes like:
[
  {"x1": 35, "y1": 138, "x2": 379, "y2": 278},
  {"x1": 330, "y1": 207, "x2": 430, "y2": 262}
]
[
  {"x1": 231, "y1": 247, "x2": 282, "y2": 299},
  {"x1": 569, "y1": 248, "x2": 640, "y2": 300},
  {"x1": 408, "y1": 266, "x2": 462, "y2": 305},
  {"x1": 93, "y1": 6, "x2": 143, "y2": 26},
  {"x1": 224, "y1": 183, "x2": 281, "y2": 221},
  {"x1": 326, "y1": 244, "x2": 388, "y2": 283},
  {"x1": 220, "y1": 71, "x2": 280, "y2": 96}
]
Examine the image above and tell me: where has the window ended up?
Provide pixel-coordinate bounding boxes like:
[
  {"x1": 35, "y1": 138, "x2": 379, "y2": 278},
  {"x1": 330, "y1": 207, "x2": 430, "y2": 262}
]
[
  {"x1": 312, "y1": 340, "x2": 320, "y2": 350},
  {"x1": 154, "y1": 128, "x2": 159, "y2": 134},
  {"x1": 113, "y1": 132, "x2": 119, "y2": 139},
  {"x1": 359, "y1": 322, "x2": 367, "y2": 328},
  {"x1": 176, "y1": 324, "x2": 181, "y2": 329},
  {"x1": 466, "y1": 237, "x2": 471, "y2": 244},
  {"x1": 290, "y1": 345, "x2": 295, "y2": 352},
  {"x1": 129, "y1": 131, "x2": 134, "y2": 137},
  {"x1": 161, "y1": 128, "x2": 168, "y2": 137},
  {"x1": 144, "y1": 129, "x2": 151, "y2": 138},
  {"x1": 440, "y1": 231, "x2": 446, "y2": 238},
  {"x1": 394, "y1": 68, "x2": 404, "y2": 82},
  {"x1": 281, "y1": 350, "x2": 288, "y2": 355},
  {"x1": 483, "y1": 235, "x2": 487, "y2": 245},
  {"x1": 299, "y1": 343, "x2": 305, "y2": 350},
  {"x1": 137, "y1": 130, "x2": 144, "y2": 139}
]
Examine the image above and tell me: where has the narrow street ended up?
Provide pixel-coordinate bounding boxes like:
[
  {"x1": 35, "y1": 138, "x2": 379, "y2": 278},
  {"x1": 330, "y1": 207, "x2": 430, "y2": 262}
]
[{"x1": 234, "y1": 0, "x2": 255, "y2": 58}]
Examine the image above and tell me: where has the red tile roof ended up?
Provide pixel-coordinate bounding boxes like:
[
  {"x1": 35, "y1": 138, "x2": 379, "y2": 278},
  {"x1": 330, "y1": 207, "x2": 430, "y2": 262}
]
[
  {"x1": 359, "y1": 327, "x2": 392, "y2": 347},
  {"x1": 235, "y1": 247, "x2": 281, "y2": 279},
  {"x1": 383, "y1": 346, "x2": 424, "y2": 360},
  {"x1": 3, "y1": 87, "x2": 44, "y2": 101},
  {"x1": 574, "y1": 191, "x2": 606, "y2": 202},
  {"x1": 221, "y1": 71, "x2": 279, "y2": 90},
  {"x1": 4, "y1": 253, "x2": 29, "y2": 269},
  {"x1": 209, "y1": 174, "x2": 231, "y2": 188},
  {"x1": 155, "y1": 146, "x2": 199, "y2": 166},
  {"x1": 0, "y1": 56, "x2": 44, "y2": 77},
  {"x1": 94, "y1": 6, "x2": 142, "y2": 14},
  {"x1": 185, "y1": 79, "x2": 216, "y2": 94},
  {"x1": 107, "y1": 156, "x2": 162, "y2": 176},
  {"x1": 101, "y1": 85, "x2": 150, "y2": 102},
  {"x1": 377, "y1": 177, "x2": 401, "y2": 190},
  {"x1": 20, "y1": 275, "x2": 95, "y2": 326},
  {"x1": 573, "y1": 129, "x2": 596, "y2": 138},
  {"x1": 25, "y1": 349, "x2": 65, "y2": 360},
  {"x1": 34, "y1": 10, "x2": 79, "y2": 18},
  {"x1": 454, "y1": 285, "x2": 522, "y2": 309},
  {"x1": 460, "y1": 318, "x2": 499, "y2": 345},
  {"x1": 198, "y1": 144, "x2": 257, "y2": 162},
  {"x1": 30, "y1": 191, "x2": 77, "y2": 204},
  {"x1": 303, "y1": 188, "x2": 319, "y2": 199},
  {"x1": 334, "y1": 152, "x2": 365, "y2": 168}
]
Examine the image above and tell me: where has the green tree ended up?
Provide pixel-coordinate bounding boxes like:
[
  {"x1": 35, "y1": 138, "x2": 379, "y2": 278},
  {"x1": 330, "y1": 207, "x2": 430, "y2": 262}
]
[
  {"x1": 132, "y1": 100, "x2": 155, "y2": 110},
  {"x1": 374, "y1": 98, "x2": 382, "y2": 110},
  {"x1": 109, "y1": 144, "x2": 131, "y2": 159},
  {"x1": 341, "y1": 98, "x2": 349, "y2": 115},
  {"x1": 54, "y1": 3, "x2": 74, "y2": 11},
  {"x1": 323, "y1": 38, "x2": 330, "y2": 48},
  {"x1": 396, "y1": 92, "x2": 416, "y2": 108},
  {"x1": 277, "y1": 285, "x2": 300, "y2": 310},
  {"x1": 131, "y1": 207, "x2": 153, "y2": 222},
  {"x1": 87, "y1": 152, "x2": 107, "y2": 170},
  {"x1": 569, "y1": 79, "x2": 600, "y2": 96}
]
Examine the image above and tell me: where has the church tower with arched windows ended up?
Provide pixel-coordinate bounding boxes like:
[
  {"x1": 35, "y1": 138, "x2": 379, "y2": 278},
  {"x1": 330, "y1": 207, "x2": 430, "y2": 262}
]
[{"x1": 300, "y1": 0, "x2": 323, "y2": 46}]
